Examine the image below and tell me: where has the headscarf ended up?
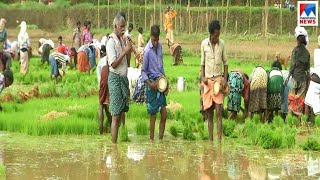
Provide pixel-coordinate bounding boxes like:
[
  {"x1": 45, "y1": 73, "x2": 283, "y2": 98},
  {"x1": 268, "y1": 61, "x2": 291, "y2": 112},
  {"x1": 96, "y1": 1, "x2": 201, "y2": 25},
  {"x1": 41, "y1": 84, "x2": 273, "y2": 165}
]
[
  {"x1": 294, "y1": 26, "x2": 309, "y2": 45},
  {"x1": 45, "y1": 39, "x2": 54, "y2": 49},
  {"x1": 0, "y1": 18, "x2": 6, "y2": 32},
  {"x1": 17, "y1": 21, "x2": 29, "y2": 49},
  {"x1": 39, "y1": 38, "x2": 46, "y2": 45},
  {"x1": 19, "y1": 21, "x2": 27, "y2": 35}
]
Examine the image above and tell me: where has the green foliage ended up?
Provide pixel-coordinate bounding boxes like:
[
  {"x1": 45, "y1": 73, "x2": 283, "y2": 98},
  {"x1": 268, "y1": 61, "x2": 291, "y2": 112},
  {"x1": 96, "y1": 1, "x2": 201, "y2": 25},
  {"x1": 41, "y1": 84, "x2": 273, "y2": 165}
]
[
  {"x1": 222, "y1": 120, "x2": 236, "y2": 137},
  {"x1": 287, "y1": 114, "x2": 298, "y2": 127},
  {"x1": 301, "y1": 138, "x2": 320, "y2": 151},
  {"x1": 119, "y1": 125, "x2": 129, "y2": 142},
  {"x1": 0, "y1": 164, "x2": 5, "y2": 179},
  {"x1": 272, "y1": 116, "x2": 285, "y2": 128},
  {"x1": 242, "y1": 119, "x2": 258, "y2": 138},
  {"x1": 315, "y1": 116, "x2": 320, "y2": 128},
  {"x1": 257, "y1": 127, "x2": 282, "y2": 149},
  {"x1": 252, "y1": 114, "x2": 261, "y2": 124},
  {"x1": 183, "y1": 126, "x2": 196, "y2": 141},
  {"x1": 135, "y1": 121, "x2": 148, "y2": 136},
  {"x1": 301, "y1": 115, "x2": 308, "y2": 126},
  {"x1": 169, "y1": 125, "x2": 178, "y2": 137}
]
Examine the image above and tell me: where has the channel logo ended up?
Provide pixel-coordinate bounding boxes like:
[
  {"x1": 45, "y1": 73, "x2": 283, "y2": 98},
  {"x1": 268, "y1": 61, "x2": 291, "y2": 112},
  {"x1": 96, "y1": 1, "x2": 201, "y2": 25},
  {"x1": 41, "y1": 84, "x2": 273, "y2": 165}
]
[{"x1": 298, "y1": 1, "x2": 318, "y2": 26}]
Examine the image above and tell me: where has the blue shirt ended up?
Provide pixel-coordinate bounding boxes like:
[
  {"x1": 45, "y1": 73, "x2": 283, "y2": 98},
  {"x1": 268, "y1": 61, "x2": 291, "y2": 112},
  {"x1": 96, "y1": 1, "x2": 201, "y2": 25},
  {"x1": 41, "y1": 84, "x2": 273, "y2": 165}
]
[{"x1": 141, "y1": 40, "x2": 165, "y2": 82}]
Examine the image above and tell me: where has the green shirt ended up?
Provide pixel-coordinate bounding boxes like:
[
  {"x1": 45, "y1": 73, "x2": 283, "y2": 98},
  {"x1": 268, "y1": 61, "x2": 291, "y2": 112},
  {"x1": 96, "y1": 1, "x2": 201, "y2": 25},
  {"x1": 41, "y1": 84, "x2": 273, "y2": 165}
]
[{"x1": 289, "y1": 44, "x2": 310, "y2": 82}]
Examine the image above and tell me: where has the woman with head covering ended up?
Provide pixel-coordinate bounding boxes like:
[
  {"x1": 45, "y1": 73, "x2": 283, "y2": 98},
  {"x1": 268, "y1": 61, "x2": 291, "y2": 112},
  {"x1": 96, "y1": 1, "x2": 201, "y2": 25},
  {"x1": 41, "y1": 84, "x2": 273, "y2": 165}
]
[
  {"x1": 248, "y1": 66, "x2": 268, "y2": 122},
  {"x1": 77, "y1": 44, "x2": 92, "y2": 74},
  {"x1": 39, "y1": 39, "x2": 54, "y2": 65},
  {"x1": 285, "y1": 26, "x2": 310, "y2": 121},
  {"x1": 17, "y1": 21, "x2": 30, "y2": 74}
]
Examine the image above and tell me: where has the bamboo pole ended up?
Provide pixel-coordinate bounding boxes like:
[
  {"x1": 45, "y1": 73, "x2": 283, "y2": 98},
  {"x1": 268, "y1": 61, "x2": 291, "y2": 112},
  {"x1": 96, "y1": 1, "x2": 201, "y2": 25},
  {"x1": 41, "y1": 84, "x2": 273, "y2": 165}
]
[
  {"x1": 145, "y1": 0, "x2": 147, "y2": 31},
  {"x1": 108, "y1": 0, "x2": 110, "y2": 27},
  {"x1": 128, "y1": 0, "x2": 130, "y2": 22},
  {"x1": 159, "y1": 0, "x2": 162, "y2": 31},
  {"x1": 196, "y1": 0, "x2": 201, "y2": 33},
  {"x1": 264, "y1": 0, "x2": 268, "y2": 37},
  {"x1": 224, "y1": 0, "x2": 229, "y2": 34},
  {"x1": 235, "y1": 20, "x2": 238, "y2": 35},
  {"x1": 179, "y1": 0, "x2": 182, "y2": 32},
  {"x1": 206, "y1": 0, "x2": 208, "y2": 31},
  {"x1": 248, "y1": 0, "x2": 251, "y2": 34},
  {"x1": 175, "y1": 0, "x2": 177, "y2": 31},
  {"x1": 188, "y1": 0, "x2": 191, "y2": 35},
  {"x1": 280, "y1": 0, "x2": 283, "y2": 35},
  {"x1": 132, "y1": 0, "x2": 135, "y2": 24},
  {"x1": 154, "y1": 0, "x2": 156, "y2": 25},
  {"x1": 98, "y1": 0, "x2": 100, "y2": 29},
  {"x1": 221, "y1": 0, "x2": 224, "y2": 28}
]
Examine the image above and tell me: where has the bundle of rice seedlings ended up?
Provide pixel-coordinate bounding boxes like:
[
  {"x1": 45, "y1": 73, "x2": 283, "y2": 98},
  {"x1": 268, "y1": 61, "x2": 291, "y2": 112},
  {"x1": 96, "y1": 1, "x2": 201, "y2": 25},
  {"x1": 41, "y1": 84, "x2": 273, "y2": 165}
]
[
  {"x1": 301, "y1": 137, "x2": 320, "y2": 151},
  {"x1": 169, "y1": 125, "x2": 178, "y2": 137},
  {"x1": 315, "y1": 116, "x2": 320, "y2": 128},
  {"x1": 166, "y1": 100, "x2": 183, "y2": 113},
  {"x1": 286, "y1": 114, "x2": 298, "y2": 127},
  {"x1": 222, "y1": 120, "x2": 236, "y2": 137},
  {"x1": 272, "y1": 116, "x2": 285, "y2": 128},
  {"x1": 119, "y1": 125, "x2": 130, "y2": 142},
  {"x1": 252, "y1": 114, "x2": 261, "y2": 124},
  {"x1": 1, "y1": 92, "x2": 14, "y2": 102},
  {"x1": 183, "y1": 126, "x2": 196, "y2": 140},
  {"x1": 301, "y1": 115, "x2": 308, "y2": 126},
  {"x1": 135, "y1": 121, "x2": 148, "y2": 135},
  {"x1": 40, "y1": 111, "x2": 69, "y2": 120},
  {"x1": 257, "y1": 126, "x2": 282, "y2": 149}
]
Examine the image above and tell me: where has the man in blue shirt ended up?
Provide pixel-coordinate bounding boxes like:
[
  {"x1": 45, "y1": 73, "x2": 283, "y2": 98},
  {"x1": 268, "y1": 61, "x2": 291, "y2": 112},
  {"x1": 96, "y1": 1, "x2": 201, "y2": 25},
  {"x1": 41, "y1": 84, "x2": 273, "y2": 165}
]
[{"x1": 141, "y1": 25, "x2": 168, "y2": 142}]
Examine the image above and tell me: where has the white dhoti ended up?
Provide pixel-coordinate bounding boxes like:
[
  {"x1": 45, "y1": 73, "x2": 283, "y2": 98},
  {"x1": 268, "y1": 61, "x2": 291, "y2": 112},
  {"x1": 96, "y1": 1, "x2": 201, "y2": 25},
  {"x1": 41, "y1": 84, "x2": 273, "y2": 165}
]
[{"x1": 305, "y1": 81, "x2": 320, "y2": 115}]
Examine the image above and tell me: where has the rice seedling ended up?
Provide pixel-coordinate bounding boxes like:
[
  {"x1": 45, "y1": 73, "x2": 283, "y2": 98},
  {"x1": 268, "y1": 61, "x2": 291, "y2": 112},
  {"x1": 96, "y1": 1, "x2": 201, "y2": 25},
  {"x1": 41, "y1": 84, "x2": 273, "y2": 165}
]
[
  {"x1": 0, "y1": 164, "x2": 5, "y2": 178},
  {"x1": 222, "y1": 120, "x2": 236, "y2": 137},
  {"x1": 119, "y1": 125, "x2": 130, "y2": 142},
  {"x1": 252, "y1": 114, "x2": 261, "y2": 124},
  {"x1": 272, "y1": 115, "x2": 285, "y2": 128},
  {"x1": 301, "y1": 115, "x2": 308, "y2": 126},
  {"x1": 183, "y1": 126, "x2": 196, "y2": 141},
  {"x1": 135, "y1": 121, "x2": 148, "y2": 135},
  {"x1": 315, "y1": 116, "x2": 320, "y2": 128},
  {"x1": 301, "y1": 137, "x2": 320, "y2": 151},
  {"x1": 286, "y1": 114, "x2": 298, "y2": 127},
  {"x1": 169, "y1": 125, "x2": 178, "y2": 137},
  {"x1": 257, "y1": 126, "x2": 282, "y2": 149}
]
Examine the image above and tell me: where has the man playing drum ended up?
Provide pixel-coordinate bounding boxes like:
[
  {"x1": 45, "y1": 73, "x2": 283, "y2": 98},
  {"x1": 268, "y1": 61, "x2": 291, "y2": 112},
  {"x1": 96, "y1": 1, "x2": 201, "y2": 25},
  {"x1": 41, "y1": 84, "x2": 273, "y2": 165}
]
[
  {"x1": 141, "y1": 25, "x2": 168, "y2": 142},
  {"x1": 201, "y1": 20, "x2": 228, "y2": 143}
]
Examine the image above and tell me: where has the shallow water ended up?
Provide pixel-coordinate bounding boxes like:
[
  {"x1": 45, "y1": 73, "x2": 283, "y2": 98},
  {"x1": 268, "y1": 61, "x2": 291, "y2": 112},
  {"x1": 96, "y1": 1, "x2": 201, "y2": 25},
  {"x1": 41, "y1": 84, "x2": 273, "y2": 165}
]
[{"x1": 1, "y1": 132, "x2": 320, "y2": 179}]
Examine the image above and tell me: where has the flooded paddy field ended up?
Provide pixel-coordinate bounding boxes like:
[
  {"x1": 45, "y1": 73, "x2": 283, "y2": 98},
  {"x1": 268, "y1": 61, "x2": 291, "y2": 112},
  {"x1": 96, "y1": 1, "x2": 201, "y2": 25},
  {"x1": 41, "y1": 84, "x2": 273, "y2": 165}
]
[{"x1": 1, "y1": 133, "x2": 320, "y2": 179}]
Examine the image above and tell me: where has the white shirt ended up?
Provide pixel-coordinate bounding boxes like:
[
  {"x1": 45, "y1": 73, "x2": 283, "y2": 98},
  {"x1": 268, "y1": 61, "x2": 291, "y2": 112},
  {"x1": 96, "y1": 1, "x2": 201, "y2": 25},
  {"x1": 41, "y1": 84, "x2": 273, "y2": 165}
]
[
  {"x1": 97, "y1": 56, "x2": 107, "y2": 85},
  {"x1": 101, "y1": 36, "x2": 108, "y2": 47}
]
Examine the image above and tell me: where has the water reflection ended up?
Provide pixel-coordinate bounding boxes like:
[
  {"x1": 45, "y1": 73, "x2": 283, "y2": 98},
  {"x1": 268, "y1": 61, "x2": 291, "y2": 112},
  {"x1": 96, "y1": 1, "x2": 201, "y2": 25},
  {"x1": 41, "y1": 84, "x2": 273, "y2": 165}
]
[{"x1": 1, "y1": 135, "x2": 320, "y2": 179}]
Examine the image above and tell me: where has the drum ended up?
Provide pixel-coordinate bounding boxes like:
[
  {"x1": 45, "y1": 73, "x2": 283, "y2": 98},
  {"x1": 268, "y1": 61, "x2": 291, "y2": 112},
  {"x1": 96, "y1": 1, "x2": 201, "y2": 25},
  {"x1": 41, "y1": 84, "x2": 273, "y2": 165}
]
[{"x1": 157, "y1": 76, "x2": 168, "y2": 92}]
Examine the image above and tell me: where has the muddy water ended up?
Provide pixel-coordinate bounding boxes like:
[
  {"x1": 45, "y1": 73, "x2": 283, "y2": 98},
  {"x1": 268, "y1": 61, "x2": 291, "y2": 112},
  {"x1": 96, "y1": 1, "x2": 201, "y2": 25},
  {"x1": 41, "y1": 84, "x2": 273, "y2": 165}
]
[{"x1": 1, "y1": 133, "x2": 320, "y2": 179}]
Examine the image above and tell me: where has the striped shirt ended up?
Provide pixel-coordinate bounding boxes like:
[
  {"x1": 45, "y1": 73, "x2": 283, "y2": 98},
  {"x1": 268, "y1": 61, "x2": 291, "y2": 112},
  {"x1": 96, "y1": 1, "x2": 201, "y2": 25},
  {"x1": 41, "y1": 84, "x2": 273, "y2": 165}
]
[{"x1": 50, "y1": 52, "x2": 70, "y2": 72}]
